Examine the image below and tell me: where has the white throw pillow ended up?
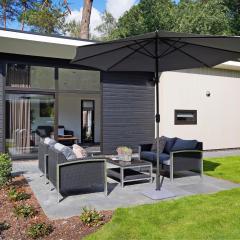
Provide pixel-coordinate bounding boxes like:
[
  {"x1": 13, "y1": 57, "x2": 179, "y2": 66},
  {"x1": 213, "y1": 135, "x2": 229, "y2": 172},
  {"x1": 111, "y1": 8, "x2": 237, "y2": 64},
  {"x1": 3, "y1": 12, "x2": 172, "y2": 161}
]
[
  {"x1": 54, "y1": 143, "x2": 65, "y2": 151},
  {"x1": 72, "y1": 144, "x2": 87, "y2": 159},
  {"x1": 44, "y1": 137, "x2": 51, "y2": 144}
]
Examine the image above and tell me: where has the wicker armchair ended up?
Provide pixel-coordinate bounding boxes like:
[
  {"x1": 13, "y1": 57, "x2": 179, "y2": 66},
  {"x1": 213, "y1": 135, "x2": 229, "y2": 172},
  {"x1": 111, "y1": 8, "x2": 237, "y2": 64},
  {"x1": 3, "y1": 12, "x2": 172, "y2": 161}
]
[
  {"x1": 139, "y1": 139, "x2": 203, "y2": 182},
  {"x1": 48, "y1": 147, "x2": 107, "y2": 202}
]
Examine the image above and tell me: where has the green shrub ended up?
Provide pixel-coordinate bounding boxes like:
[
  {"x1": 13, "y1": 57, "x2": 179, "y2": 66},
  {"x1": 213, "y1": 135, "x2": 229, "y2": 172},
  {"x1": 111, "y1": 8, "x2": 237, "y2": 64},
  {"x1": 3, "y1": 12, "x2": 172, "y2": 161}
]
[
  {"x1": 8, "y1": 187, "x2": 31, "y2": 201},
  {"x1": 0, "y1": 221, "x2": 10, "y2": 233},
  {"x1": 27, "y1": 223, "x2": 53, "y2": 239},
  {"x1": 80, "y1": 207, "x2": 104, "y2": 227},
  {"x1": 0, "y1": 154, "x2": 12, "y2": 187},
  {"x1": 14, "y1": 204, "x2": 36, "y2": 218}
]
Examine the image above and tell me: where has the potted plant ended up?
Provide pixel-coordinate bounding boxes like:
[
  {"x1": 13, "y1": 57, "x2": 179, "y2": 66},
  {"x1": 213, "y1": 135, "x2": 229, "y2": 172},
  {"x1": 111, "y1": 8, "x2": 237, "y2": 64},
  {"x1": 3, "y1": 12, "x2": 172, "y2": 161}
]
[{"x1": 116, "y1": 146, "x2": 133, "y2": 162}]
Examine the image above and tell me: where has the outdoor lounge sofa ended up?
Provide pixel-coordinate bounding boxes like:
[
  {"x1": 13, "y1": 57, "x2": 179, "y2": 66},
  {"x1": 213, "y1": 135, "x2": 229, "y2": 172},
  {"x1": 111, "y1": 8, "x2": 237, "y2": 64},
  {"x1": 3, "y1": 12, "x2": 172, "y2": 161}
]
[
  {"x1": 139, "y1": 137, "x2": 203, "y2": 182},
  {"x1": 47, "y1": 145, "x2": 107, "y2": 202}
]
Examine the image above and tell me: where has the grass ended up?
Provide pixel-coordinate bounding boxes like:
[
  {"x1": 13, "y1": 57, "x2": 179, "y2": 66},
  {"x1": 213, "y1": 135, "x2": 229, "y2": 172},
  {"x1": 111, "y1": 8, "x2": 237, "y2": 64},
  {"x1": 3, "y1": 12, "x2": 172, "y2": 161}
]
[
  {"x1": 204, "y1": 156, "x2": 240, "y2": 183},
  {"x1": 86, "y1": 156, "x2": 240, "y2": 240}
]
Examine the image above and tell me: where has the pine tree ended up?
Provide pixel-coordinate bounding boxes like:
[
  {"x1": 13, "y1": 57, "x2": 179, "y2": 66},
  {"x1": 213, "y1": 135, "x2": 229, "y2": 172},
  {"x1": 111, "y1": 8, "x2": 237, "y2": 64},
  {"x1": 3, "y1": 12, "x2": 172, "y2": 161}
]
[
  {"x1": 0, "y1": 0, "x2": 17, "y2": 29},
  {"x1": 79, "y1": 0, "x2": 93, "y2": 39}
]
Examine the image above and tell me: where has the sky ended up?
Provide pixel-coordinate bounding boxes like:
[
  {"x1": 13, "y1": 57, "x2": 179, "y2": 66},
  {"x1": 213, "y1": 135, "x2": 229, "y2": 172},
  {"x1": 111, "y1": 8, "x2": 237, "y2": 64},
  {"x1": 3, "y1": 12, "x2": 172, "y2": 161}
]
[
  {"x1": 7, "y1": 0, "x2": 179, "y2": 34},
  {"x1": 65, "y1": 0, "x2": 140, "y2": 36},
  {"x1": 64, "y1": 0, "x2": 179, "y2": 36}
]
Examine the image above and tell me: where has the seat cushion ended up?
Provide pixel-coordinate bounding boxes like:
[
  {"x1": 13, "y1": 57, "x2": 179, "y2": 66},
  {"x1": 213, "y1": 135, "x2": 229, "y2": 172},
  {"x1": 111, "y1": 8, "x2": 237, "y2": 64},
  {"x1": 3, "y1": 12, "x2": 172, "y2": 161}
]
[
  {"x1": 153, "y1": 153, "x2": 170, "y2": 164},
  {"x1": 151, "y1": 136, "x2": 167, "y2": 152},
  {"x1": 171, "y1": 139, "x2": 198, "y2": 152},
  {"x1": 163, "y1": 137, "x2": 177, "y2": 154},
  {"x1": 140, "y1": 151, "x2": 155, "y2": 162},
  {"x1": 141, "y1": 151, "x2": 170, "y2": 165}
]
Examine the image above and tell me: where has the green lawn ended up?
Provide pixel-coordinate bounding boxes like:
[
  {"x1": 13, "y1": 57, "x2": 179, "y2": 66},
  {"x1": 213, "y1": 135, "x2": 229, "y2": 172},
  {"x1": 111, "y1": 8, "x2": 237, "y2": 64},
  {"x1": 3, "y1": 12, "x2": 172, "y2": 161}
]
[
  {"x1": 86, "y1": 156, "x2": 240, "y2": 240},
  {"x1": 204, "y1": 156, "x2": 240, "y2": 183}
]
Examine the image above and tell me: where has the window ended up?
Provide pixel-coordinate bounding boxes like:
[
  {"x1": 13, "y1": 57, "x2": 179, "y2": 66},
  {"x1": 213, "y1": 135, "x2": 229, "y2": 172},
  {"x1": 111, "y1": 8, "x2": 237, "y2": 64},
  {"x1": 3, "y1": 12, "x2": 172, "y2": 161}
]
[
  {"x1": 174, "y1": 110, "x2": 197, "y2": 125},
  {"x1": 5, "y1": 93, "x2": 55, "y2": 158},
  {"x1": 59, "y1": 68, "x2": 100, "y2": 91},
  {"x1": 6, "y1": 64, "x2": 55, "y2": 89}
]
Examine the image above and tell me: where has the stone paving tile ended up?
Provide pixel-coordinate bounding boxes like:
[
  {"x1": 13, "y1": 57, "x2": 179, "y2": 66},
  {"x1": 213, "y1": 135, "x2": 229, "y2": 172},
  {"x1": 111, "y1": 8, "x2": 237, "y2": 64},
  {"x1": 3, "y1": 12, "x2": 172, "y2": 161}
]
[
  {"x1": 12, "y1": 152, "x2": 240, "y2": 220},
  {"x1": 23, "y1": 170, "x2": 240, "y2": 220}
]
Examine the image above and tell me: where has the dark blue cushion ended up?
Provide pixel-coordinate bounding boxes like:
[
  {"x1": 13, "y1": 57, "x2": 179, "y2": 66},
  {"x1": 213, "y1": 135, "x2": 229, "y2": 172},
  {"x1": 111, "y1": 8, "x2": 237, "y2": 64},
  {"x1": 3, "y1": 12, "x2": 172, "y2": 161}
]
[
  {"x1": 163, "y1": 137, "x2": 177, "y2": 154},
  {"x1": 171, "y1": 138, "x2": 198, "y2": 152},
  {"x1": 140, "y1": 151, "x2": 170, "y2": 165},
  {"x1": 140, "y1": 151, "x2": 155, "y2": 162},
  {"x1": 153, "y1": 153, "x2": 170, "y2": 163}
]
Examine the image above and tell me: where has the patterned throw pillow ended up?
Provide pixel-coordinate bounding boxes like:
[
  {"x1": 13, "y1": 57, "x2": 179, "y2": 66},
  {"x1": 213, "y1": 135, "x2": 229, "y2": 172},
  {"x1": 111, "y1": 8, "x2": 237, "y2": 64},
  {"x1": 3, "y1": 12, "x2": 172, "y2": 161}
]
[
  {"x1": 151, "y1": 136, "x2": 167, "y2": 153},
  {"x1": 72, "y1": 144, "x2": 87, "y2": 159}
]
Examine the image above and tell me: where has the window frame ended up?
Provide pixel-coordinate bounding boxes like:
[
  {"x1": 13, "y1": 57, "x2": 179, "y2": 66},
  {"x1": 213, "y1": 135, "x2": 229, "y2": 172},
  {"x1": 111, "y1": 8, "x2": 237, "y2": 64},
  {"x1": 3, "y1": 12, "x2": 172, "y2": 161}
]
[{"x1": 174, "y1": 109, "x2": 197, "y2": 125}]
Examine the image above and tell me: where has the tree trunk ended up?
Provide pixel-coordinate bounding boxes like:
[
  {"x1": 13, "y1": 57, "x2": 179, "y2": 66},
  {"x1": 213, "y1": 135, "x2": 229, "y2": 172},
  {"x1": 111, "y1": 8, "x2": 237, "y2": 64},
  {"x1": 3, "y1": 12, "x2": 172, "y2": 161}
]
[
  {"x1": 3, "y1": 1, "x2": 7, "y2": 30},
  {"x1": 80, "y1": 0, "x2": 93, "y2": 39},
  {"x1": 21, "y1": 4, "x2": 26, "y2": 31}
]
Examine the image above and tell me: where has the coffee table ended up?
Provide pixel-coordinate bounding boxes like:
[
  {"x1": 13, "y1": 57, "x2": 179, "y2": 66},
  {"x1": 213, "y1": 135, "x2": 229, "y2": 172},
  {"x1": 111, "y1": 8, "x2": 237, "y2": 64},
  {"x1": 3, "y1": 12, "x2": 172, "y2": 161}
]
[{"x1": 107, "y1": 159, "x2": 152, "y2": 188}]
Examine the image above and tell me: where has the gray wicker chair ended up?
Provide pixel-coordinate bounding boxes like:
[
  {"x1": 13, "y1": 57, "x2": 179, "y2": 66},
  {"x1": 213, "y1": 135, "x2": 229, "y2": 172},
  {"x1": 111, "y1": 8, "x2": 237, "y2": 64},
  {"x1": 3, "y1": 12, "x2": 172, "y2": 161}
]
[
  {"x1": 139, "y1": 140, "x2": 203, "y2": 182},
  {"x1": 48, "y1": 147, "x2": 107, "y2": 202}
]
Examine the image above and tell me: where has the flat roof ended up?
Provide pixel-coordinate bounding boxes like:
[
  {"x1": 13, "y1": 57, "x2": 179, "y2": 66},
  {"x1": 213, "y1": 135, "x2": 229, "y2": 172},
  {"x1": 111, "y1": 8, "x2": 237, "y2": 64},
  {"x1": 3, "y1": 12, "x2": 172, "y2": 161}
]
[{"x1": 0, "y1": 28, "x2": 95, "y2": 60}]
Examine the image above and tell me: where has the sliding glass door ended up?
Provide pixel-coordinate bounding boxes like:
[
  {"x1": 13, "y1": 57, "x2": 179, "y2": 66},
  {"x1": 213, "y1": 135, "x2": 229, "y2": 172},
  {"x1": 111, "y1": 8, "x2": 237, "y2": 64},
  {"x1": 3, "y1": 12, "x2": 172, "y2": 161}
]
[{"x1": 5, "y1": 94, "x2": 55, "y2": 159}]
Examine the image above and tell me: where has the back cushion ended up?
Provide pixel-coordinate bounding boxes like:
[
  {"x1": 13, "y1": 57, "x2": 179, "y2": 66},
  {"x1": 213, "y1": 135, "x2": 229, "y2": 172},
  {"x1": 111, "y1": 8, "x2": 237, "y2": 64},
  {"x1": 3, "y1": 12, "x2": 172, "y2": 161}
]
[
  {"x1": 61, "y1": 147, "x2": 76, "y2": 161},
  {"x1": 151, "y1": 136, "x2": 167, "y2": 153},
  {"x1": 171, "y1": 139, "x2": 198, "y2": 152},
  {"x1": 54, "y1": 143, "x2": 76, "y2": 160},
  {"x1": 163, "y1": 137, "x2": 177, "y2": 154},
  {"x1": 54, "y1": 143, "x2": 65, "y2": 151}
]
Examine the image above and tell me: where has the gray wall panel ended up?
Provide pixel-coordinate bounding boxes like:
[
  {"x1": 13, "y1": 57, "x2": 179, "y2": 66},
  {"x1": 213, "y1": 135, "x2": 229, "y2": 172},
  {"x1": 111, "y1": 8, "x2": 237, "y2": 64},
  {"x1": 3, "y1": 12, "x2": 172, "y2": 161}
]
[{"x1": 101, "y1": 72, "x2": 155, "y2": 154}]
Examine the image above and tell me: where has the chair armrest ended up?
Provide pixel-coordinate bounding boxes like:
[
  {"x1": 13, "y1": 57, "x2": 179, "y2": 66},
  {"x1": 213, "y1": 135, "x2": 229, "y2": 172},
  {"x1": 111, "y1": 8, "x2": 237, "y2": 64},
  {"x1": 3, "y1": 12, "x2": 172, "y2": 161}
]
[
  {"x1": 170, "y1": 150, "x2": 203, "y2": 159},
  {"x1": 169, "y1": 150, "x2": 203, "y2": 172},
  {"x1": 57, "y1": 158, "x2": 106, "y2": 167},
  {"x1": 139, "y1": 144, "x2": 153, "y2": 152}
]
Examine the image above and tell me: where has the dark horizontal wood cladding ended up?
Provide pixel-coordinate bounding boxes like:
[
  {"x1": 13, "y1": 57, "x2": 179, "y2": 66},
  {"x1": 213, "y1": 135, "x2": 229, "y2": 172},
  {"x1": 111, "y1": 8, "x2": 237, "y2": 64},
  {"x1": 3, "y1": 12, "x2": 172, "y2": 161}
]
[{"x1": 101, "y1": 72, "x2": 155, "y2": 154}]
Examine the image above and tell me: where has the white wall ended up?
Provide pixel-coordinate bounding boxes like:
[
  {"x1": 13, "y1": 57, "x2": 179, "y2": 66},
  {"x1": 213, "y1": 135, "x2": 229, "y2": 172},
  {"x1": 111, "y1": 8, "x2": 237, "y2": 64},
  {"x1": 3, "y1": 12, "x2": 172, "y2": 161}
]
[
  {"x1": 58, "y1": 93, "x2": 101, "y2": 143},
  {"x1": 159, "y1": 68, "x2": 240, "y2": 150}
]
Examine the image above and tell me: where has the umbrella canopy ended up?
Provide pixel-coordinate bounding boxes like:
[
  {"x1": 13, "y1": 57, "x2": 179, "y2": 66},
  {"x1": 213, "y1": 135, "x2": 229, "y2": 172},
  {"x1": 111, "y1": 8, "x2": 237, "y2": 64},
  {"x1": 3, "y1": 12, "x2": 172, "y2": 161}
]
[
  {"x1": 72, "y1": 31, "x2": 240, "y2": 72},
  {"x1": 72, "y1": 30, "x2": 240, "y2": 194}
]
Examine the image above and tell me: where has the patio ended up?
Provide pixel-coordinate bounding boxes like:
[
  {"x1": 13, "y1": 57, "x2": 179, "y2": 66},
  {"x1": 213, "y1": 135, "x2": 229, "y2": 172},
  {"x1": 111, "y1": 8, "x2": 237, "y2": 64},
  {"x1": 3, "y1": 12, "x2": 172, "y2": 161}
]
[{"x1": 12, "y1": 149, "x2": 240, "y2": 220}]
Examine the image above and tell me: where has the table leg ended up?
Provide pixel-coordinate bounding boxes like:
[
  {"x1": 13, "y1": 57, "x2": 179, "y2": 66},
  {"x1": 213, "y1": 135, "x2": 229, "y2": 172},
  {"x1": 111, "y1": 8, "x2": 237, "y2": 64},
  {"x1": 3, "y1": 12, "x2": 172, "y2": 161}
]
[
  {"x1": 150, "y1": 164, "x2": 153, "y2": 183},
  {"x1": 120, "y1": 167, "x2": 124, "y2": 188}
]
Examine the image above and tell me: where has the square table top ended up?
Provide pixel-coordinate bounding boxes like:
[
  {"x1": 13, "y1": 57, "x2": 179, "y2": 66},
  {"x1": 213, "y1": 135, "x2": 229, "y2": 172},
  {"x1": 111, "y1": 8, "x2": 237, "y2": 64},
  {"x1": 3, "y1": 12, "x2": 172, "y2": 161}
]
[{"x1": 107, "y1": 158, "x2": 152, "y2": 168}]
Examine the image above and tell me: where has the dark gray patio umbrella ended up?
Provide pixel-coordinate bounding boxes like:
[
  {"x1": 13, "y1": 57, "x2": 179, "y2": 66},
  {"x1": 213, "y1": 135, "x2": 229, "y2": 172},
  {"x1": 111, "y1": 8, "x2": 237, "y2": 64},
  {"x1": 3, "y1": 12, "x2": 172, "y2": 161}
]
[{"x1": 72, "y1": 30, "x2": 240, "y2": 199}]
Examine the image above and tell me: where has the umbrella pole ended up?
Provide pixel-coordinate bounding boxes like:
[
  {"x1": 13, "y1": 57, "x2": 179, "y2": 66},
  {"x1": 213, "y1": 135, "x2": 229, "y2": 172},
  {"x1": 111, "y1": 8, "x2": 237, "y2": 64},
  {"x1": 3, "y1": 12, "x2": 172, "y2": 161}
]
[
  {"x1": 142, "y1": 55, "x2": 175, "y2": 199},
  {"x1": 155, "y1": 73, "x2": 161, "y2": 191},
  {"x1": 155, "y1": 31, "x2": 161, "y2": 191}
]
